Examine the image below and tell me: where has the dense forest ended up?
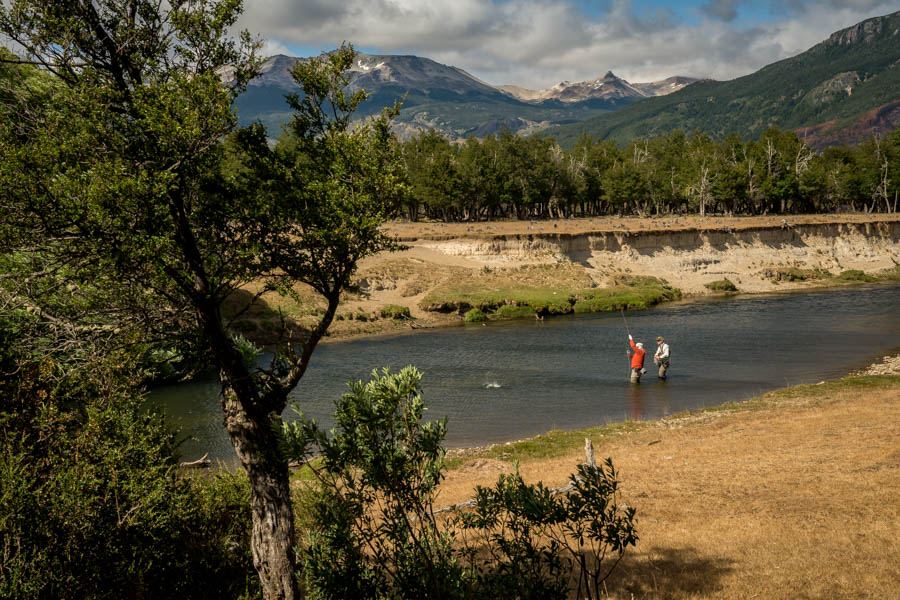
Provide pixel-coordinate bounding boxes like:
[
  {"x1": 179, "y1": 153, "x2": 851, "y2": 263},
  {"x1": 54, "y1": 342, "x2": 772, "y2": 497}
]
[{"x1": 397, "y1": 126, "x2": 900, "y2": 222}]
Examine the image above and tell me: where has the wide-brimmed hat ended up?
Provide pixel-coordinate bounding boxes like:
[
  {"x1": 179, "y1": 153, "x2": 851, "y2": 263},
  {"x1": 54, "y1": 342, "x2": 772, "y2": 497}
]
[{"x1": 656, "y1": 336, "x2": 664, "y2": 341}]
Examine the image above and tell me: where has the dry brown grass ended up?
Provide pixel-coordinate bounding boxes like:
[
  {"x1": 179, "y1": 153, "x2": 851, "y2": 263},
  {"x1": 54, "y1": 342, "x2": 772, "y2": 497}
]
[
  {"x1": 438, "y1": 379, "x2": 900, "y2": 599},
  {"x1": 383, "y1": 213, "x2": 900, "y2": 240}
]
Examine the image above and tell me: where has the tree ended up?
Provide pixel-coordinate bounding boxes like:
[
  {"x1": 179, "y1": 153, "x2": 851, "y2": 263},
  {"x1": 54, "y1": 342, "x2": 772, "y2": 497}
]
[{"x1": 0, "y1": 2, "x2": 403, "y2": 597}]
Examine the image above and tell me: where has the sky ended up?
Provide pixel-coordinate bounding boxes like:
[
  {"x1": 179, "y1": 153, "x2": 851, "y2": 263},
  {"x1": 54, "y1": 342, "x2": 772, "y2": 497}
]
[{"x1": 235, "y1": 0, "x2": 899, "y2": 88}]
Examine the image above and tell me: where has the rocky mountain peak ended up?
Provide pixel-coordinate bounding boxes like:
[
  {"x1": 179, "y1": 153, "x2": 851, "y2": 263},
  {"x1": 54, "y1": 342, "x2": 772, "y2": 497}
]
[{"x1": 827, "y1": 10, "x2": 898, "y2": 46}]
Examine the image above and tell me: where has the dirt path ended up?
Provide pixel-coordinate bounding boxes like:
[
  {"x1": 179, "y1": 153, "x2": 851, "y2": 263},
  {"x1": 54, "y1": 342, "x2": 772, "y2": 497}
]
[{"x1": 437, "y1": 368, "x2": 900, "y2": 598}]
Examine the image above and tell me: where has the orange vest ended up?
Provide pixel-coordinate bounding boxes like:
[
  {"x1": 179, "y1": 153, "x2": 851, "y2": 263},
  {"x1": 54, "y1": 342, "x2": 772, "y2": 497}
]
[{"x1": 629, "y1": 339, "x2": 646, "y2": 369}]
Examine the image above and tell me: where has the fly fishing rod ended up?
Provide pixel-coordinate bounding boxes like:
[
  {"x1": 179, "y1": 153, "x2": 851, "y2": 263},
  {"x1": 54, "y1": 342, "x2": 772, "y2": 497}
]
[{"x1": 620, "y1": 307, "x2": 631, "y2": 337}]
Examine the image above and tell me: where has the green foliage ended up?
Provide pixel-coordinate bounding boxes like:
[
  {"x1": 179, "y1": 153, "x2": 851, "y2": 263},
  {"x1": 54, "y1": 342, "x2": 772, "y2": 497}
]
[
  {"x1": 283, "y1": 367, "x2": 462, "y2": 599},
  {"x1": 423, "y1": 275, "x2": 680, "y2": 320},
  {"x1": 463, "y1": 460, "x2": 638, "y2": 600},
  {"x1": 573, "y1": 277, "x2": 681, "y2": 313},
  {"x1": 230, "y1": 333, "x2": 263, "y2": 367},
  {"x1": 761, "y1": 267, "x2": 832, "y2": 282},
  {"x1": 465, "y1": 308, "x2": 488, "y2": 322},
  {"x1": 0, "y1": 329, "x2": 257, "y2": 599},
  {"x1": 835, "y1": 269, "x2": 877, "y2": 282},
  {"x1": 281, "y1": 367, "x2": 638, "y2": 600},
  {"x1": 493, "y1": 304, "x2": 537, "y2": 319},
  {"x1": 877, "y1": 265, "x2": 900, "y2": 281},
  {"x1": 396, "y1": 117, "x2": 900, "y2": 220},
  {"x1": 1, "y1": 9, "x2": 407, "y2": 594},
  {"x1": 704, "y1": 278, "x2": 739, "y2": 292},
  {"x1": 380, "y1": 304, "x2": 412, "y2": 319}
]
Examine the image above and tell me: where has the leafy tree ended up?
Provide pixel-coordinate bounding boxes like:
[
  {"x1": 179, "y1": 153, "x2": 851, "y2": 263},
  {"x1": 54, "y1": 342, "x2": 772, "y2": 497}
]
[{"x1": 0, "y1": 2, "x2": 403, "y2": 597}]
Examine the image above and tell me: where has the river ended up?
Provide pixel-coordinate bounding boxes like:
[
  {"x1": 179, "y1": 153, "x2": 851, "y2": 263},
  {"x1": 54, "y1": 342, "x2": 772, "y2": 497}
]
[{"x1": 150, "y1": 284, "x2": 900, "y2": 463}]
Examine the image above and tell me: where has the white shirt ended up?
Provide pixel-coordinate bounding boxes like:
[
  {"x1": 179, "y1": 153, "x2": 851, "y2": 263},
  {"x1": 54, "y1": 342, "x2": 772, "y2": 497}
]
[{"x1": 654, "y1": 343, "x2": 670, "y2": 360}]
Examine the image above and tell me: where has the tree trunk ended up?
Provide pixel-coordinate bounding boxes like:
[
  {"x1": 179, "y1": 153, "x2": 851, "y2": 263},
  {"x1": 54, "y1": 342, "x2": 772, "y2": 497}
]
[{"x1": 223, "y1": 386, "x2": 298, "y2": 600}]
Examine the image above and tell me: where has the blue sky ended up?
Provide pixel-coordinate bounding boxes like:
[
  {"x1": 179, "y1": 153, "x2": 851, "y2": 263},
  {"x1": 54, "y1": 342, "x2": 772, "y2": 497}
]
[{"x1": 236, "y1": 1, "x2": 898, "y2": 88}]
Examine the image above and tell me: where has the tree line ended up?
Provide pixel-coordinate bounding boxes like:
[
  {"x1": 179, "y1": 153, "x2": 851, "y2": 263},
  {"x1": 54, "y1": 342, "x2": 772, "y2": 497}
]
[{"x1": 398, "y1": 126, "x2": 900, "y2": 221}]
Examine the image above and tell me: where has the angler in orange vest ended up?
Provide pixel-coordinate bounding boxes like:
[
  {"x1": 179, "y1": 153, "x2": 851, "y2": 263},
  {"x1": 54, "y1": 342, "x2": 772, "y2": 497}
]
[{"x1": 627, "y1": 334, "x2": 646, "y2": 383}]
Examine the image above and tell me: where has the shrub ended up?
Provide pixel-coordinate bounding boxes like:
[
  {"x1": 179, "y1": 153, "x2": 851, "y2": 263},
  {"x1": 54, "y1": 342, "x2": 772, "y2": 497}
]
[
  {"x1": 281, "y1": 367, "x2": 638, "y2": 600},
  {"x1": 835, "y1": 269, "x2": 876, "y2": 282},
  {"x1": 0, "y1": 356, "x2": 257, "y2": 599},
  {"x1": 463, "y1": 460, "x2": 638, "y2": 600},
  {"x1": 493, "y1": 305, "x2": 536, "y2": 319},
  {"x1": 761, "y1": 267, "x2": 832, "y2": 282},
  {"x1": 465, "y1": 308, "x2": 487, "y2": 322},
  {"x1": 380, "y1": 304, "x2": 412, "y2": 320},
  {"x1": 877, "y1": 265, "x2": 900, "y2": 281},
  {"x1": 704, "y1": 278, "x2": 738, "y2": 292}
]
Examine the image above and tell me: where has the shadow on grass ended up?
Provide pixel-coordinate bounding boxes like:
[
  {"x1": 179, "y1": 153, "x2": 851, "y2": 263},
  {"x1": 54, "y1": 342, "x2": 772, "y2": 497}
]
[
  {"x1": 603, "y1": 545, "x2": 735, "y2": 599},
  {"x1": 221, "y1": 287, "x2": 314, "y2": 348}
]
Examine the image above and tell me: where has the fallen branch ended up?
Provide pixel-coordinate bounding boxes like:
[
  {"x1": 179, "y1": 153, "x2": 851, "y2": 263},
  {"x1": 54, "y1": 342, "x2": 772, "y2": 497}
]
[{"x1": 179, "y1": 452, "x2": 210, "y2": 468}]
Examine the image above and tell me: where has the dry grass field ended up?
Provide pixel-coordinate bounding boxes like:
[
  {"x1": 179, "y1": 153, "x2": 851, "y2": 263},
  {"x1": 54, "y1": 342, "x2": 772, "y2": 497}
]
[
  {"x1": 437, "y1": 373, "x2": 900, "y2": 599},
  {"x1": 383, "y1": 213, "x2": 900, "y2": 240}
]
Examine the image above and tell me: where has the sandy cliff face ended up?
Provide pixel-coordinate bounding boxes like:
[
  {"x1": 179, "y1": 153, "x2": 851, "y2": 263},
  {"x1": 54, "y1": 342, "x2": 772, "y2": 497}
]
[{"x1": 413, "y1": 221, "x2": 900, "y2": 294}]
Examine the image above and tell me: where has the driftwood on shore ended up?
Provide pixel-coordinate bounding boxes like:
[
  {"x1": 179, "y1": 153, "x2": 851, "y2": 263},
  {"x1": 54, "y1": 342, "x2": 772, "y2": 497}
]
[{"x1": 179, "y1": 452, "x2": 210, "y2": 468}]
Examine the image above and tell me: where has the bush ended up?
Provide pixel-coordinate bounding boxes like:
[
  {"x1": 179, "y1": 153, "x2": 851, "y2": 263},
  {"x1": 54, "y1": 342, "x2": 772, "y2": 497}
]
[
  {"x1": 464, "y1": 308, "x2": 487, "y2": 323},
  {"x1": 704, "y1": 278, "x2": 738, "y2": 292},
  {"x1": 281, "y1": 367, "x2": 638, "y2": 600},
  {"x1": 380, "y1": 304, "x2": 412, "y2": 320},
  {"x1": 878, "y1": 265, "x2": 900, "y2": 281},
  {"x1": 761, "y1": 267, "x2": 832, "y2": 282},
  {"x1": 463, "y1": 461, "x2": 638, "y2": 600},
  {"x1": 0, "y1": 326, "x2": 257, "y2": 599},
  {"x1": 493, "y1": 305, "x2": 536, "y2": 319},
  {"x1": 835, "y1": 269, "x2": 877, "y2": 282}
]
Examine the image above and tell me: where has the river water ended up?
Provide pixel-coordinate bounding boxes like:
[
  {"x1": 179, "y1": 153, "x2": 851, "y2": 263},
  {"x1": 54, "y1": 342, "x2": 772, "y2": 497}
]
[{"x1": 151, "y1": 284, "x2": 900, "y2": 463}]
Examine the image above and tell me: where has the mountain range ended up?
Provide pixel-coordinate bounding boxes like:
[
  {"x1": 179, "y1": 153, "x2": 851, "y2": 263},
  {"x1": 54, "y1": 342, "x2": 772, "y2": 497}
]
[
  {"x1": 234, "y1": 10, "x2": 900, "y2": 148},
  {"x1": 549, "y1": 10, "x2": 900, "y2": 148},
  {"x1": 234, "y1": 53, "x2": 694, "y2": 141}
]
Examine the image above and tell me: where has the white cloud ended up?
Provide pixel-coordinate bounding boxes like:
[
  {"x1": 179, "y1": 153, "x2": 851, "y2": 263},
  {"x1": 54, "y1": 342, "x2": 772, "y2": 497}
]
[{"x1": 235, "y1": 0, "x2": 899, "y2": 88}]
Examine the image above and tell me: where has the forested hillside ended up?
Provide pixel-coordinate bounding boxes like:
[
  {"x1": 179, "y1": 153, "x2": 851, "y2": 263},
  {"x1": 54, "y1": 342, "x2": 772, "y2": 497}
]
[{"x1": 550, "y1": 11, "x2": 900, "y2": 148}]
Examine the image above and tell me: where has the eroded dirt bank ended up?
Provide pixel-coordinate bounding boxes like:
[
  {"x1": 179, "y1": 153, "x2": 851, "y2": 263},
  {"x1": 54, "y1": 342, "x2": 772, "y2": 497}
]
[
  {"x1": 234, "y1": 215, "x2": 900, "y2": 341},
  {"x1": 403, "y1": 218, "x2": 900, "y2": 294}
]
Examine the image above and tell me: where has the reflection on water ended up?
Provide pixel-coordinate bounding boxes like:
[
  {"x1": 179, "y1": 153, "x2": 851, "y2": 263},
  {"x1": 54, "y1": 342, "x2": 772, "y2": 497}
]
[{"x1": 150, "y1": 284, "x2": 900, "y2": 463}]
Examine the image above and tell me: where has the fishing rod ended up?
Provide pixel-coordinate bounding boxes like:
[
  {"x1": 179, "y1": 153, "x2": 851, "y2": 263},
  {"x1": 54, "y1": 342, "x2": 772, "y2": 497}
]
[
  {"x1": 620, "y1": 307, "x2": 631, "y2": 337},
  {"x1": 621, "y1": 307, "x2": 633, "y2": 373}
]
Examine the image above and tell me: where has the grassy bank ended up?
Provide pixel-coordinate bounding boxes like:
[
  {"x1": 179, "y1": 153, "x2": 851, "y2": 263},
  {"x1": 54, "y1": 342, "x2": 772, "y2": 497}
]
[
  {"x1": 422, "y1": 270, "x2": 682, "y2": 319},
  {"x1": 439, "y1": 374, "x2": 900, "y2": 599}
]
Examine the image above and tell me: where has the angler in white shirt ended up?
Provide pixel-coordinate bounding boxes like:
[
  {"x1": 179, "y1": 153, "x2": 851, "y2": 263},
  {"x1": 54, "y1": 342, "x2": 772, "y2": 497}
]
[{"x1": 653, "y1": 336, "x2": 670, "y2": 381}]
